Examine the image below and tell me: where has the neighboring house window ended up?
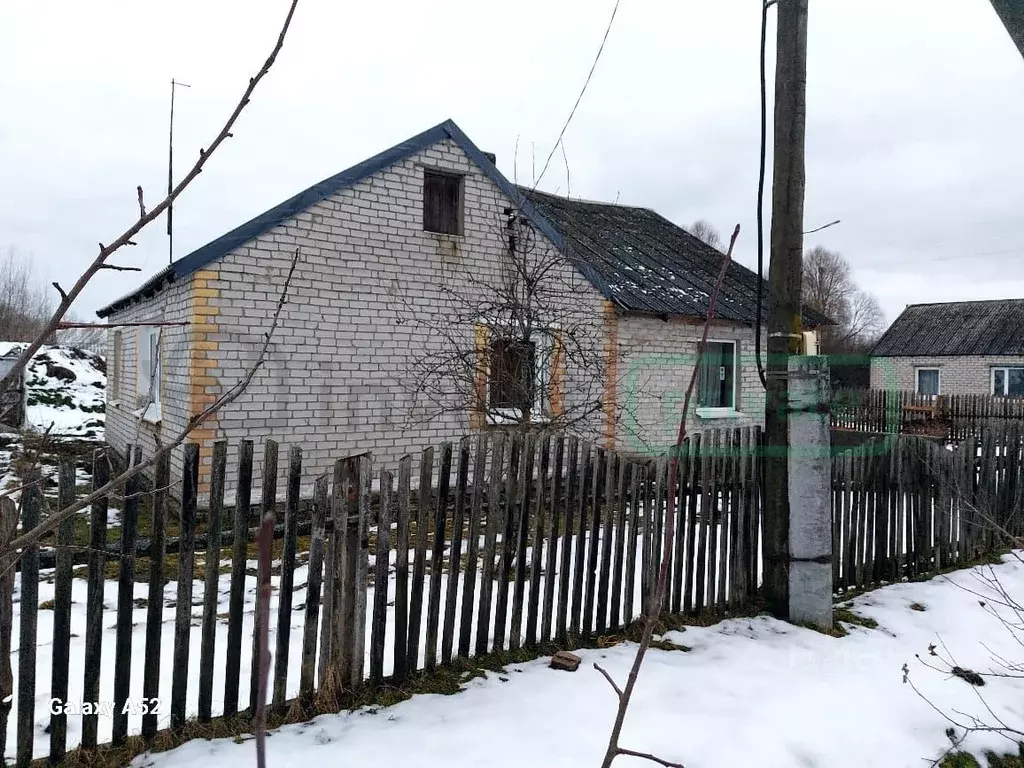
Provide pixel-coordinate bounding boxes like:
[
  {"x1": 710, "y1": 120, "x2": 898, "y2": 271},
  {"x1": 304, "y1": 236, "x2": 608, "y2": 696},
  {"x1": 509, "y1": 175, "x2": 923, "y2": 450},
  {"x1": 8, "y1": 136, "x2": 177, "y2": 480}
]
[
  {"x1": 423, "y1": 171, "x2": 462, "y2": 235},
  {"x1": 110, "y1": 330, "x2": 123, "y2": 401},
  {"x1": 915, "y1": 367, "x2": 940, "y2": 396},
  {"x1": 992, "y1": 366, "x2": 1024, "y2": 397},
  {"x1": 697, "y1": 341, "x2": 738, "y2": 413},
  {"x1": 486, "y1": 332, "x2": 555, "y2": 421},
  {"x1": 137, "y1": 326, "x2": 162, "y2": 412}
]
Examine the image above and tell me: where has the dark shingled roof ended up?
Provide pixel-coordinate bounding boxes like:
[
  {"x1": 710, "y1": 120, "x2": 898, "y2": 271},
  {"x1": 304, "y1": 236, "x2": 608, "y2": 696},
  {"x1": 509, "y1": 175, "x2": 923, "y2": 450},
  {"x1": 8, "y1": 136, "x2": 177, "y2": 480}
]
[
  {"x1": 519, "y1": 188, "x2": 829, "y2": 327},
  {"x1": 871, "y1": 299, "x2": 1024, "y2": 357}
]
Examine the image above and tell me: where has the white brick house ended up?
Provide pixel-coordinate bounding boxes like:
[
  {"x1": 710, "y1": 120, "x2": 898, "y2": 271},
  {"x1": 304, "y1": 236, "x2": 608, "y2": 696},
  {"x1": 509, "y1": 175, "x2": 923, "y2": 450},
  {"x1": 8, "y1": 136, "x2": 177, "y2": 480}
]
[
  {"x1": 870, "y1": 299, "x2": 1024, "y2": 397},
  {"x1": 98, "y1": 120, "x2": 826, "y2": 494}
]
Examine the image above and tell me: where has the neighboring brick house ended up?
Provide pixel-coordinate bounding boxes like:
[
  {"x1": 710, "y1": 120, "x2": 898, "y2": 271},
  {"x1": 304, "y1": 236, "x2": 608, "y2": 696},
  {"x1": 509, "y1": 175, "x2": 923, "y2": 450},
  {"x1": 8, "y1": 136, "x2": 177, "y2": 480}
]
[
  {"x1": 870, "y1": 299, "x2": 1024, "y2": 396},
  {"x1": 97, "y1": 119, "x2": 826, "y2": 495}
]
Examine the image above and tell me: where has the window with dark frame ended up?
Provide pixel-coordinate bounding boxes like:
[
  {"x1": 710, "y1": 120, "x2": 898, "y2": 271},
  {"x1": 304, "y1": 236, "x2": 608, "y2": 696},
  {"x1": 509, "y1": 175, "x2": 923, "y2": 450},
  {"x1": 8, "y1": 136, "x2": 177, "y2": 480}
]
[
  {"x1": 916, "y1": 368, "x2": 940, "y2": 396},
  {"x1": 423, "y1": 171, "x2": 461, "y2": 235},
  {"x1": 993, "y1": 366, "x2": 1024, "y2": 397},
  {"x1": 697, "y1": 341, "x2": 737, "y2": 409},
  {"x1": 488, "y1": 337, "x2": 536, "y2": 413}
]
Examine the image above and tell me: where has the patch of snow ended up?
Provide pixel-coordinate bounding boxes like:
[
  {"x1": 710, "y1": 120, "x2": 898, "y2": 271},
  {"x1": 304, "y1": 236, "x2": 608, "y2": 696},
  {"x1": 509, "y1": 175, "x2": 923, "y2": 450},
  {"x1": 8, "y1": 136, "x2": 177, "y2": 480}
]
[{"x1": 12, "y1": 344, "x2": 106, "y2": 440}]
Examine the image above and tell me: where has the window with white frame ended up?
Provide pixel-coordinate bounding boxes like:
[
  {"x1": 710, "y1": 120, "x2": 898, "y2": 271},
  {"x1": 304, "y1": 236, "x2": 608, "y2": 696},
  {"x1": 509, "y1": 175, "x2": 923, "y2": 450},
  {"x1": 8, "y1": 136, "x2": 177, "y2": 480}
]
[
  {"x1": 136, "y1": 326, "x2": 162, "y2": 412},
  {"x1": 992, "y1": 366, "x2": 1024, "y2": 397},
  {"x1": 486, "y1": 330, "x2": 555, "y2": 421},
  {"x1": 696, "y1": 341, "x2": 739, "y2": 413},
  {"x1": 915, "y1": 367, "x2": 940, "y2": 397}
]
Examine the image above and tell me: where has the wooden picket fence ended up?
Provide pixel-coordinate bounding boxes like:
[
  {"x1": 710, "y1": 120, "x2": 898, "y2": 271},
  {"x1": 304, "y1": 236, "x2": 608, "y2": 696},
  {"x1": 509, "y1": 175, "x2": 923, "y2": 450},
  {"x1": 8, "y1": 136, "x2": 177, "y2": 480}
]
[
  {"x1": 831, "y1": 388, "x2": 1024, "y2": 441},
  {"x1": 832, "y1": 422, "x2": 1024, "y2": 592},
  {"x1": 8, "y1": 426, "x2": 763, "y2": 765}
]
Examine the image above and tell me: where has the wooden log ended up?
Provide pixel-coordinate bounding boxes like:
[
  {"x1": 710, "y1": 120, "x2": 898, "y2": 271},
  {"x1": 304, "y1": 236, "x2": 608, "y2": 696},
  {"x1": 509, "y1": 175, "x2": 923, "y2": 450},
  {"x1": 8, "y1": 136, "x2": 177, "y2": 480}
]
[
  {"x1": 394, "y1": 455, "x2": 413, "y2": 678},
  {"x1": 198, "y1": 441, "x2": 228, "y2": 721},
  {"x1": 494, "y1": 435, "x2": 521, "y2": 651},
  {"x1": 459, "y1": 438, "x2": 487, "y2": 658},
  {"x1": 526, "y1": 435, "x2": 550, "y2": 647},
  {"x1": 442, "y1": 439, "x2": 471, "y2": 664},
  {"x1": 272, "y1": 446, "x2": 302, "y2": 708},
  {"x1": 476, "y1": 435, "x2": 505, "y2": 655},
  {"x1": 171, "y1": 443, "x2": 200, "y2": 727},
  {"x1": 16, "y1": 473, "x2": 41, "y2": 767},
  {"x1": 300, "y1": 475, "x2": 330, "y2": 697},
  {"x1": 48, "y1": 460, "x2": 76, "y2": 762},
  {"x1": 612, "y1": 454, "x2": 629, "y2": 627},
  {"x1": 570, "y1": 441, "x2": 590, "y2": 638},
  {"x1": 556, "y1": 437, "x2": 578, "y2": 642},
  {"x1": 250, "y1": 440, "x2": 278, "y2": 712},
  {"x1": 425, "y1": 442, "x2": 452, "y2": 671},
  {"x1": 371, "y1": 469, "x2": 393, "y2": 685},
  {"x1": 542, "y1": 436, "x2": 564, "y2": 643},
  {"x1": 82, "y1": 450, "x2": 110, "y2": 747},
  {"x1": 112, "y1": 459, "x2": 141, "y2": 744},
  {"x1": 408, "y1": 447, "x2": 434, "y2": 672},
  {"x1": 224, "y1": 439, "x2": 254, "y2": 716}
]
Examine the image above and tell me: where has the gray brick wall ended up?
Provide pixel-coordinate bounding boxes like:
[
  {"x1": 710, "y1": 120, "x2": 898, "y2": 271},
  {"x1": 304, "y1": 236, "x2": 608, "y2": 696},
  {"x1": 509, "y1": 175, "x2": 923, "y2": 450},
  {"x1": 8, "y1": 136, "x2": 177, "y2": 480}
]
[{"x1": 870, "y1": 355, "x2": 1024, "y2": 394}]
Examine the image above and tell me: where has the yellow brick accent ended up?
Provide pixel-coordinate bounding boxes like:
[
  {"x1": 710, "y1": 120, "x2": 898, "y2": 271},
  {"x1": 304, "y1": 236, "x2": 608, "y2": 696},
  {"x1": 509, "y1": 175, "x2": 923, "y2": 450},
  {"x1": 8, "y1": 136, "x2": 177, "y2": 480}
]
[
  {"x1": 193, "y1": 288, "x2": 219, "y2": 299},
  {"x1": 471, "y1": 323, "x2": 489, "y2": 430},
  {"x1": 188, "y1": 269, "x2": 222, "y2": 497}
]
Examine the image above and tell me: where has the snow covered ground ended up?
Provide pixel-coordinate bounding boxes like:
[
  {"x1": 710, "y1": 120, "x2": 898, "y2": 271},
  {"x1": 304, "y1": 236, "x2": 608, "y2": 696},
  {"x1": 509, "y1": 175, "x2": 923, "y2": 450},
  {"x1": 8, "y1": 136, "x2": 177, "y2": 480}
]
[{"x1": 134, "y1": 554, "x2": 1024, "y2": 768}]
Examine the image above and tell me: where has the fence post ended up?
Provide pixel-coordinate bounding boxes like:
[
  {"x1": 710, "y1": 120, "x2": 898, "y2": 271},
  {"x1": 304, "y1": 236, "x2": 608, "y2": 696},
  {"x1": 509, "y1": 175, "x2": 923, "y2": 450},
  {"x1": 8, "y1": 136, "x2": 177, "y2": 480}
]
[{"x1": 787, "y1": 356, "x2": 833, "y2": 629}]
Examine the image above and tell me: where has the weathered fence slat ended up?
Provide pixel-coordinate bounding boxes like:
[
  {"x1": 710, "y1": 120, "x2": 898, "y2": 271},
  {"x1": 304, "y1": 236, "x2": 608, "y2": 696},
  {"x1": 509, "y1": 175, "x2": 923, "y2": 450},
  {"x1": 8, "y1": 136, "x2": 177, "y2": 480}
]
[
  {"x1": 171, "y1": 444, "x2": 200, "y2": 727},
  {"x1": 583, "y1": 448, "x2": 602, "y2": 638},
  {"x1": 460, "y1": 437, "x2": 487, "y2": 657},
  {"x1": 83, "y1": 450, "x2": 110, "y2": 747},
  {"x1": 273, "y1": 446, "x2": 302, "y2": 708},
  {"x1": 16, "y1": 472, "x2": 41, "y2": 768},
  {"x1": 224, "y1": 439, "x2": 253, "y2": 716},
  {"x1": 198, "y1": 441, "x2": 228, "y2": 721},
  {"x1": 542, "y1": 436, "x2": 564, "y2": 643},
  {"x1": 597, "y1": 452, "x2": 616, "y2": 633},
  {"x1": 526, "y1": 435, "x2": 550, "y2": 647},
  {"x1": 408, "y1": 446, "x2": 434, "y2": 672},
  {"x1": 112, "y1": 460, "x2": 141, "y2": 744},
  {"x1": 371, "y1": 468, "x2": 393, "y2": 685},
  {"x1": 350, "y1": 454, "x2": 372, "y2": 687},
  {"x1": 556, "y1": 437, "x2": 578, "y2": 641},
  {"x1": 624, "y1": 460, "x2": 641, "y2": 622},
  {"x1": 569, "y1": 441, "x2": 590, "y2": 637},
  {"x1": 394, "y1": 455, "x2": 413, "y2": 678},
  {"x1": 442, "y1": 440, "x2": 471, "y2": 664},
  {"x1": 612, "y1": 454, "x2": 629, "y2": 627},
  {"x1": 425, "y1": 442, "x2": 452, "y2": 671},
  {"x1": 49, "y1": 460, "x2": 76, "y2": 762},
  {"x1": 695, "y1": 438, "x2": 710, "y2": 612},
  {"x1": 510, "y1": 436, "x2": 534, "y2": 650},
  {"x1": 683, "y1": 434, "x2": 700, "y2": 614},
  {"x1": 250, "y1": 440, "x2": 278, "y2": 712},
  {"x1": 494, "y1": 435, "x2": 521, "y2": 651},
  {"x1": 300, "y1": 475, "x2": 329, "y2": 697},
  {"x1": 477, "y1": 435, "x2": 505, "y2": 655},
  {"x1": 652, "y1": 455, "x2": 667, "y2": 611}
]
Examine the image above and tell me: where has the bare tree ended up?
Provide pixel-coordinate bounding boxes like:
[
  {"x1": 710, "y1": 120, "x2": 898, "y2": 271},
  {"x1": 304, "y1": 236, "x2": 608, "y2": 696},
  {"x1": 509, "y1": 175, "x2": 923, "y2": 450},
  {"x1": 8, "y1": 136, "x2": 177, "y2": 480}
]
[
  {"x1": 689, "y1": 219, "x2": 722, "y2": 250},
  {"x1": 0, "y1": 248, "x2": 53, "y2": 342},
  {"x1": 595, "y1": 224, "x2": 740, "y2": 768},
  {"x1": 400, "y1": 206, "x2": 608, "y2": 434},
  {"x1": 802, "y1": 245, "x2": 884, "y2": 352}
]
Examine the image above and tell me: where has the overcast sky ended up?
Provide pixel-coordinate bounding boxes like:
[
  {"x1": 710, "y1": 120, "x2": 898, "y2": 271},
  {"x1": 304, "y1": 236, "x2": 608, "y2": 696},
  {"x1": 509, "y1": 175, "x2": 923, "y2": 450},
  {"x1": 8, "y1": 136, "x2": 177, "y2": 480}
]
[{"x1": 2, "y1": 0, "x2": 1022, "y2": 326}]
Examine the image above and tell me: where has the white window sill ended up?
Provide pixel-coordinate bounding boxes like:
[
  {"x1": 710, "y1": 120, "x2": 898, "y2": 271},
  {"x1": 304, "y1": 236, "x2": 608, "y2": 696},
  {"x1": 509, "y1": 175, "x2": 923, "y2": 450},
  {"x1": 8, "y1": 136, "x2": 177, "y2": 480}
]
[
  {"x1": 695, "y1": 407, "x2": 744, "y2": 420},
  {"x1": 132, "y1": 403, "x2": 162, "y2": 424}
]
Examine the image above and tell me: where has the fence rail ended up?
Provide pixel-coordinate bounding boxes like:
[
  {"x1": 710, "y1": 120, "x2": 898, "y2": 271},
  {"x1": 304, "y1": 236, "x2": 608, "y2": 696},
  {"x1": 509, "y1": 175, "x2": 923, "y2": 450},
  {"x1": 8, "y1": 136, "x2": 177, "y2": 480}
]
[{"x1": 831, "y1": 388, "x2": 1024, "y2": 440}]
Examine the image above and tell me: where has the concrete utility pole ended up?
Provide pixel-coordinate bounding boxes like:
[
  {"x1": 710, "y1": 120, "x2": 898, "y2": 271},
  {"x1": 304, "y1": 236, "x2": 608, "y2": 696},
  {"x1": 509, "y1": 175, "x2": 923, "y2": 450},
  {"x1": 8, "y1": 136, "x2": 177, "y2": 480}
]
[
  {"x1": 762, "y1": 0, "x2": 810, "y2": 619},
  {"x1": 988, "y1": 0, "x2": 1024, "y2": 61}
]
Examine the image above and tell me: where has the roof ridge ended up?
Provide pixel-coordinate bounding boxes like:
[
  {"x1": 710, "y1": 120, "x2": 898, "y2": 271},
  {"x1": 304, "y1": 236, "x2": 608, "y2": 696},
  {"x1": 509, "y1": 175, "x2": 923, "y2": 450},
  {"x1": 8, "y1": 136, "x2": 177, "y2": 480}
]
[{"x1": 905, "y1": 297, "x2": 1024, "y2": 308}]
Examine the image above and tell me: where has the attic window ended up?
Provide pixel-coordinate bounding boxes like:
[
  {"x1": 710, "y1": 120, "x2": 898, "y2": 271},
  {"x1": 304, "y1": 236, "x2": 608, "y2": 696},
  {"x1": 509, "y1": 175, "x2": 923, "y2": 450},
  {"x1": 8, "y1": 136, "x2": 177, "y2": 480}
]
[{"x1": 423, "y1": 171, "x2": 462, "y2": 235}]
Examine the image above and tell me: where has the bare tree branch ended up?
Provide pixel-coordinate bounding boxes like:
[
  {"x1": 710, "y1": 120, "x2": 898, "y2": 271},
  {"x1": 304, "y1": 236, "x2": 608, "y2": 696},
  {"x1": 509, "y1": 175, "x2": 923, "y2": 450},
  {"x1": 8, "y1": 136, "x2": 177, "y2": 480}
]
[{"x1": 0, "y1": 0, "x2": 300, "y2": 399}]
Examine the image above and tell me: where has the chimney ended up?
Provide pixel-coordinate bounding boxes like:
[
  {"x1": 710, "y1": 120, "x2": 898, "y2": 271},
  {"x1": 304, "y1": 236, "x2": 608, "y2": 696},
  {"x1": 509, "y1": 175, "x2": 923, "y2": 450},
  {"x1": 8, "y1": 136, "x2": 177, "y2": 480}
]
[{"x1": 483, "y1": 151, "x2": 497, "y2": 166}]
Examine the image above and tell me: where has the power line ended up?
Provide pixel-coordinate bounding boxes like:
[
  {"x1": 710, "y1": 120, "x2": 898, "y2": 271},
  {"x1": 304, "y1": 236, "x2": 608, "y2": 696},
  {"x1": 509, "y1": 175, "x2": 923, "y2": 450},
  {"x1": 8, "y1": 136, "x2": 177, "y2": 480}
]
[{"x1": 533, "y1": 0, "x2": 622, "y2": 189}]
